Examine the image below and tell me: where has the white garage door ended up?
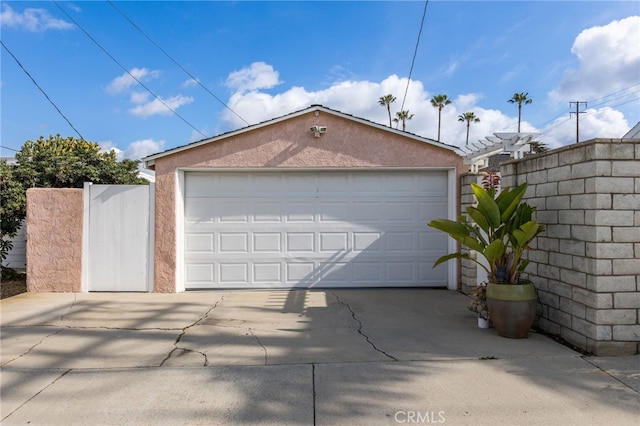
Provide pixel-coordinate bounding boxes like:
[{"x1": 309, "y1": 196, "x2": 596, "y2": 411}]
[{"x1": 184, "y1": 171, "x2": 449, "y2": 289}]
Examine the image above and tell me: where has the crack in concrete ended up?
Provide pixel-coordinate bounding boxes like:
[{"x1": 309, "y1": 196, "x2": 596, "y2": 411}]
[
  {"x1": 1, "y1": 328, "x2": 64, "y2": 367},
  {"x1": 59, "y1": 293, "x2": 78, "y2": 321},
  {"x1": 582, "y1": 356, "x2": 640, "y2": 396},
  {"x1": 248, "y1": 328, "x2": 268, "y2": 365},
  {"x1": 1, "y1": 368, "x2": 72, "y2": 422},
  {"x1": 330, "y1": 292, "x2": 397, "y2": 362},
  {"x1": 159, "y1": 295, "x2": 224, "y2": 367}
]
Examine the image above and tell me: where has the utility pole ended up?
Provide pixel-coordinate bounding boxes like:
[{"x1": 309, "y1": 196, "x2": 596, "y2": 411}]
[{"x1": 570, "y1": 101, "x2": 587, "y2": 143}]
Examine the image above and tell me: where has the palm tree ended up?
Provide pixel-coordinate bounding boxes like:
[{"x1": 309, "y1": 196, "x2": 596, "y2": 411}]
[
  {"x1": 430, "y1": 94, "x2": 452, "y2": 142},
  {"x1": 393, "y1": 110, "x2": 414, "y2": 131},
  {"x1": 508, "y1": 92, "x2": 533, "y2": 133},
  {"x1": 378, "y1": 94, "x2": 396, "y2": 127},
  {"x1": 458, "y1": 112, "x2": 480, "y2": 146}
]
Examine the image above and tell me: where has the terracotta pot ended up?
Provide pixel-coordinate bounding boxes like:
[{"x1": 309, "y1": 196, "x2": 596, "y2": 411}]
[{"x1": 486, "y1": 282, "x2": 537, "y2": 338}]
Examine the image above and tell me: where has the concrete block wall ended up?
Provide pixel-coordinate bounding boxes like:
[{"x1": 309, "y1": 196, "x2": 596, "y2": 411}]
[{"x1": 499, "y1": 138, "x2": 640, "y2": 355}]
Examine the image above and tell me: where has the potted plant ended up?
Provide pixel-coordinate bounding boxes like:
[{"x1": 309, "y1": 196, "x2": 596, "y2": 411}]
[
  {"x1": 428, "y1": 174, "x2": 544, "y2": 338},
  {"x1": 468, "y1": 282, "x2": 489, "y2": 328}
]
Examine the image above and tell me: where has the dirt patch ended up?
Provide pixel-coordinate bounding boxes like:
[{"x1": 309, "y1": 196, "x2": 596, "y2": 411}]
[{"x1": 1, "y1": 270, "x2": 27, "y2": 299}]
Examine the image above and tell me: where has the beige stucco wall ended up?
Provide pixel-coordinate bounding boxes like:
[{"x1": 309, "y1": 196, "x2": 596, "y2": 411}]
[
  {"x1": 26, "y1": 188, "x2": 83, "y2": 292},
  {"x1": 152, "y1": 110, "x2": 465, "y2": 292}
]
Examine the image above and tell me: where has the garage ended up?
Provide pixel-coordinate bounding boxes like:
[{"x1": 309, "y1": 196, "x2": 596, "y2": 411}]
[
  {"x1": 144, "y1": 105, "x2": 465, "y2": 293},
  {"x1": 183, "y1": 170, "x2": 450, "y2": 289}
]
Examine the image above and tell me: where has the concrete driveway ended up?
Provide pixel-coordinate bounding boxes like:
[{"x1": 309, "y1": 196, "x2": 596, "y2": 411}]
[{"x1": 1, "y1": 289, "x2": 638, "y2": 425}]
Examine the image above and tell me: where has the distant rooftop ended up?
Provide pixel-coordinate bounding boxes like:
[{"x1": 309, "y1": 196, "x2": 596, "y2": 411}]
[{"x1": 622, "y1": 122, "x2": 640, "y2": 139}]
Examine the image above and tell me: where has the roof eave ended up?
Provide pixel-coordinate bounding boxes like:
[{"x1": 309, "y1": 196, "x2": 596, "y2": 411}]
[{"x1": 142, "y1": 105, "x2": 460, "y2": 167}]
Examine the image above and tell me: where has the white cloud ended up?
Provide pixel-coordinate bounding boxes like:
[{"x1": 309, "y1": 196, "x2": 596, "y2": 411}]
[
  {"x1": 107, "y1": 68, "x2": 160, "y2": 95},
  {"x1": 0, "y1": 4, "x2": 73, "y2": 31},
  {"x1": 221, "y1": 72, "x2": 516, "y2": 148},
  {"x1": 225, "y1": 62, "x2": 281, "y2": 93},
  {"x1": 99, "y1": 139, "x2": 164, "y2": 160},
  {"x1": 182, "y1": 78, "x2": 199, "y2": 88},
  {"x1": 549, "y1": 16, "x2": 640, "y2": 104},
  {"x1": 128, "y1": 95, "x2": 194, "y2": 118},
  {"x1": 540, "y1": 107, "x2": 629, "y2": 149},
  {"x1": 99, "y1": 141, "x2": 123, "y2": 159},
  {"x1": 221, "y1": 52, "x2": 632, "y2": 150},
  {"x1": 130, "y1": 91, "x2": 150, "y2": 104},
  {"x1": 123, "y1": 139, "x2": 164, "y2": 160}
]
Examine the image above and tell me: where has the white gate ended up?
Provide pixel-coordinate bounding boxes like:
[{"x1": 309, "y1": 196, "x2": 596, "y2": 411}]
[{"x1": 83, "y1": 183, "x2": 154, "y2": 292}]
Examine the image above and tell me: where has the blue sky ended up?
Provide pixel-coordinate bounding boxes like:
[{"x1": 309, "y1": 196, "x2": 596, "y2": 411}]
[{"x1": 1, "y1": 1, "x2": 639, "y2": 160}]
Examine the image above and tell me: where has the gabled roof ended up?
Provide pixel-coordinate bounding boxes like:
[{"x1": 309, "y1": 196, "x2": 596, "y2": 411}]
[{"x1": 142, "y1": 104, "x2": 461, "y2": 167}]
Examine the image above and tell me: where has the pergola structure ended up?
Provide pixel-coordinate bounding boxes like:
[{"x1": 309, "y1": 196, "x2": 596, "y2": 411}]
[{"x1": 459, "y1": 132, "x2": 541, "y2": 172}]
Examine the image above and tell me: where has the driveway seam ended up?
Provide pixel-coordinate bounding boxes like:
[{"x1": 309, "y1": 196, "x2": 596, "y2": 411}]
[
  {"x1": 0, "y1": 368, "x2": 72, "y2": 422},
  {"x1": 330, "y1": 292, "x2": 398, "y2": 362},
  {"x1": 312, "y1": 363, "x2": 317, "y2": 426}
]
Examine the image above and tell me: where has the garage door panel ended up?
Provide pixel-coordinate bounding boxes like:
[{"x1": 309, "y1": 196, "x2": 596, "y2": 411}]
[
  {"x1": 286, "y1": 262, "x2": 316, "y2": 282},
  {"x1": 386, "y1": 262, "x2": 415, "y2": 282},
  {"x1": 353, "y1": 232, "x2": 382, "y2": 252},
  {"x1": 186, "y1": 233, "x2": 214, "y2": 253},
  {"x1": 318, "y1": 174, "x2": 349, "y2": 193},
  {"x1": 286, "y1": 233, "x2": 315, "y2": 252},
  {"x1": 219, "y1": 263, "x2": 249, "y2": 283},
  {"x1": 253, "y1": 233, "x2": 281, "y2": 252},
  {"x1": 185, "y1": 199, "x2": 216, "y2": 223},
  {"x1": 386, "y1": 232, "x2": 416, "y2": 252},
  {"x1": 319, "y1": 202, "x2": 349, "y2": 222},
  {"x1": 184, "y1": 171, "x2": 449, "y2": 289},
  {"x1": 320, "y1": 262, "x2": 349, "y2": 281},
  {"x1": 419, "y1": 201, "x2": 447, "y2": 221},
  {"x1": 352, "y1": 262, "x2": 382, "y2": 282},
  {"x1": 218, "y1": 202, "x2": 249, "y2": 223},
  {"x1": 385, "y1": 202, "x2": 415, "y2": 221},
  {"x1": 219, "y1": 233, "x2": 248, "y2": 253},
  {"x1": 252, "y1": 202, "x2": 283, "y2": 222},
  {"x1": 319, "y1": 233, "x2": 348, "y2": 252},
  {"x1": 284, "y1": 202, "x2": 315, "y2": 222},
  {"x1": 186, "y1": 264, "x2": 214, "y2": 283},
  {"x1": 419, "y1": 232, "x2": 448, "y2": 252}
]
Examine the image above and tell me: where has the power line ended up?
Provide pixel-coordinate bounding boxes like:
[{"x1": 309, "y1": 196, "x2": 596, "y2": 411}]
[
  {"x1": 1, "y1": 40, "x2": 85, "y2": 140},
  {"x1": 588, "y1": 89, "x2": 640, "y2": 109},
  {"x1": 609, "y1": 96, "x2": 640, "y2": 109},
  {"x1": 587, "y1": 82, "x2": 640, "y2": 105},
  {"x1": 570, "y1": 101, "x2": 587, "y2": 143},
  {"x1": 399, "y1": 0, "x2": 429, "y2": 114},
  {"x1": 534, "y1": 82, "x2": 640, "y2": 133},
  {"x1": 107, "y1": 1, "x2": 249, "y2": 126},
  {"x1": 51, "y1": 0, "x2": 208, "y2": 139}
]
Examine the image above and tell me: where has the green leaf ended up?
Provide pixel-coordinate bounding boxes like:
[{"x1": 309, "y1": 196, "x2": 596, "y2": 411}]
[
  {"x1": 433, "y1": 252, "x2": 469, "y2": 267},
  {"x1": 496, "y1": 183, "x2": 527, "y2": 222},
  {"x1": 455, "y1": 235, "x2": 485, "y2": 253},
  {"x1": 466, "y1": 206, "x2": 489, "y2": 233},
  {"x1": 428, "y1": 219, "x2": 470, "y2": 237},
  {"x1": 484, "y1": 239, "x2": 505, "y2": 262},
  {"x1": 471, "y1": 183, "x2": 500, "y2": 228},
  {"x1": 513, "y1": 221, "x2": 543, "y2": 247}
]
